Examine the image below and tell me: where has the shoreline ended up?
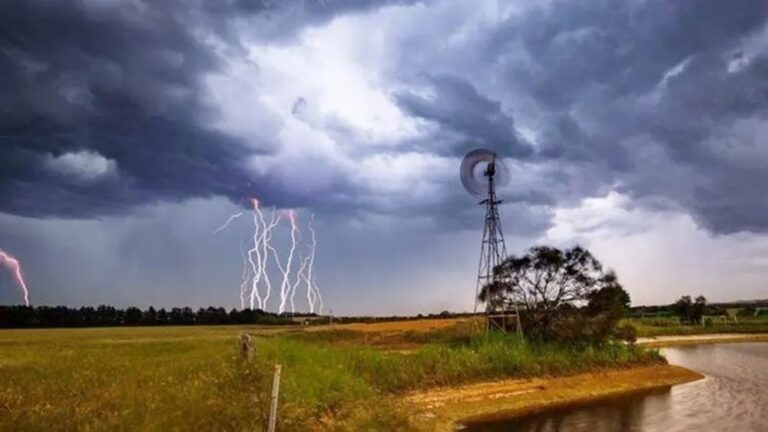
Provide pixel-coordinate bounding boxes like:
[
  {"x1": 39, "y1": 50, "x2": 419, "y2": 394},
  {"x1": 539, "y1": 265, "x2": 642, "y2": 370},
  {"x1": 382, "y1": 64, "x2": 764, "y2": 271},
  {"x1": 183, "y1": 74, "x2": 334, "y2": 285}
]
[
  {"x1": 637, "y1": 333, "x2": 768, "y2": 348},
  {"x1": 407, "y1": 364, "x2": 704, "y2": 431}
]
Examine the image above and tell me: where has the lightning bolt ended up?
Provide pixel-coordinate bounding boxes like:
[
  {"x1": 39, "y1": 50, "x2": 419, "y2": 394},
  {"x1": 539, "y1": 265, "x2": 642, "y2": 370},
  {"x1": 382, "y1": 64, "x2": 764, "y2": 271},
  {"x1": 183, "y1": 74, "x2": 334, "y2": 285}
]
[
  {"x1": 221, "y1": 198, "x2": 325, "y2": 314},
  {"x1": 305, "y1": 214, "x2": 324, "y2": 314},
  {"x1": 244, "y1": 199, "x2": 281, "y2": 311},
  {"x1": 214, "y1": 211, "x2": 244, "y2": 233},
  {"x1": 239, "y1": 246, "x2": 252, "y2": 310},
  {"x1": 289, "y1": 254, "x2": 309, "y2": 314},
  {"x1": 246, "y1": 199, "x2": 264, "y2": 310},
  {"x1": 257, "y1": 207, "x2": 280, "y2": 310},
  {"x1": 305, "y1": 215, "x2": 317, "y2": 313},
  {"x1": 0, "y1": 249, "x2": 30, "y2": 306},
  {"x1": 271, "y1": 210, "x2": 299, "y2": 314},
  {"x1": 313, "y1": 274, "x2": 324, "y2": 315}
]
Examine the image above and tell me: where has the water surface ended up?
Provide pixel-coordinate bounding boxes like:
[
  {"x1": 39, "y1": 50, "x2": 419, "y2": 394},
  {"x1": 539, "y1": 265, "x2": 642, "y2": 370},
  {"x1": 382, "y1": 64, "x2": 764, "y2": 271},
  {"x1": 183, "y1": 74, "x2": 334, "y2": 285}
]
[{"x1": 464, "y1": 342, "x2": 768, "y2": 431}]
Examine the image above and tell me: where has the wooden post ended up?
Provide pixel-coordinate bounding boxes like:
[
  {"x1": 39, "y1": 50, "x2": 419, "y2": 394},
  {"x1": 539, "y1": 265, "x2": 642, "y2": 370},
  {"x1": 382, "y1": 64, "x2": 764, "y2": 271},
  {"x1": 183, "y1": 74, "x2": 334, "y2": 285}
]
[
  {"x1": 240, "y1": 333, "x2": 252, "y2": 361},
  {"x1": 267, "y1": 364, "x2": 282, "y2": 432}
]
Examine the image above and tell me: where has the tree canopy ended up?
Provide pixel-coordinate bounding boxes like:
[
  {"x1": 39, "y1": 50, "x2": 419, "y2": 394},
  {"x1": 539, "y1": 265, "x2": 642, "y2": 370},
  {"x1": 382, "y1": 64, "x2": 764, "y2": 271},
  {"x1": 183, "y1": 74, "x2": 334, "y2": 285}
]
[{"x1": 479, "y1": 245, "x2": 632, "y2": 343}]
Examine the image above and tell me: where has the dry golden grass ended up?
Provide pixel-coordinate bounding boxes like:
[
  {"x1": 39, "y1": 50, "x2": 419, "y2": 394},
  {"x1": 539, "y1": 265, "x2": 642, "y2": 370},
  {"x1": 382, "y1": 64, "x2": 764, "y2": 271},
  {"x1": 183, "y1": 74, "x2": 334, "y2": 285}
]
[{"x1": 305, "y1": 317, "x2": 470, "y2": 333}]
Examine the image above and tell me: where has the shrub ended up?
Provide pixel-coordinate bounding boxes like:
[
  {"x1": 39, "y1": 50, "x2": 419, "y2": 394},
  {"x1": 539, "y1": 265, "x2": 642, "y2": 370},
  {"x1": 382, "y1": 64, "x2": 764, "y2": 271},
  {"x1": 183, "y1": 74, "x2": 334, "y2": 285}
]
[{"x1": 615, "y1": 323, "x2": 637, "y2": 344}]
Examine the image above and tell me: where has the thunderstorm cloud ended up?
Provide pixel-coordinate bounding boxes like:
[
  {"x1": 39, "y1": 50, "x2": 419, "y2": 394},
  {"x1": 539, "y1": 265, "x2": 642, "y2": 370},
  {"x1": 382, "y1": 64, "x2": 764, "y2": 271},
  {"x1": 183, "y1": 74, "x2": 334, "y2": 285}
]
[{"x1": 1, "y1": 0, "x2": 768, "y2": 312}]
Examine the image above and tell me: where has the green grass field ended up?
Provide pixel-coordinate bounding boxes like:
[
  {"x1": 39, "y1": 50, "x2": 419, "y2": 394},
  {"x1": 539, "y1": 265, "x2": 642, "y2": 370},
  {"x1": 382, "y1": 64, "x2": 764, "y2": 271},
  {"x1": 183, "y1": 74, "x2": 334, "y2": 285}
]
[
  {"x1": 627, "y1": 316, "x2": 768, "y2": 337},
  {"x1": 0, "y1": 321, "x2": 664, "y2": 431}
]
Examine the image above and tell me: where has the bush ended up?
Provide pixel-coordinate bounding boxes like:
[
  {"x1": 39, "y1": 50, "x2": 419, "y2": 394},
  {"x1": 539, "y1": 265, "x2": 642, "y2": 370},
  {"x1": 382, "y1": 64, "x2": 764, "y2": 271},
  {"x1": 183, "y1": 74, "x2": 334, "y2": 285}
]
[
  {"x1": 615, "y1": 323, "x2": 637, "y2": 344},
  {"x1": 738, "y1": 307, "x2": 757, "y2": 317}
]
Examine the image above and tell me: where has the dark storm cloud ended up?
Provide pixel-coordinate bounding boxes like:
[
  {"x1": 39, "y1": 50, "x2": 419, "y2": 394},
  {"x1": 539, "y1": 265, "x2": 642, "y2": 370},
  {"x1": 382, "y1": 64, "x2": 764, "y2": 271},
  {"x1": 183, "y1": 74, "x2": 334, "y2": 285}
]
[
  {"x1": 236, "y1": 0, "x2": 424, "y2": 40},
  {"x1": 0, "y1": 0, "x2": 417, "y2": 219},
  {"x1": 3, "y1": 0, "x2": 768, "y2": 237},
  {"x1": 499, "y1": 0, "x2": 766, "y2": 110},
  {"x1": 0, "y1": 0, "x2": 261, "y2": 217},
  {"x1": 520, "y1": 0, "x2": 768, "y2": 234},
  {"x1": 394, "y1": 74, "x2": 532, "y2": 157},
  {"x1": 396, "y1": 0, "x2": 768, "y2": 234}
]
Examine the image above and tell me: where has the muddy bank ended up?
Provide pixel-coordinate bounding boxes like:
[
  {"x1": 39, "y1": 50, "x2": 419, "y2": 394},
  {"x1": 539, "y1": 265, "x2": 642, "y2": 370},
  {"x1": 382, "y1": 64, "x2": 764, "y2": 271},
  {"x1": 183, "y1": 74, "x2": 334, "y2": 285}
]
[{"x1": 407, "y1": 365, "x2": 703, "y2": 431}]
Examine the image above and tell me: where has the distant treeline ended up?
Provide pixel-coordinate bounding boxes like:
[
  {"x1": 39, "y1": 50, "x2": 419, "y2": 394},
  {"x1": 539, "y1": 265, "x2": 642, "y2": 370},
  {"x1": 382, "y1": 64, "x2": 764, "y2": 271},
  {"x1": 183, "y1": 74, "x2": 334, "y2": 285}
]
[
  {"x1": 0, "y1": 306, "x2": 483, "y2": 329},
  {"x1": 630, "y1": 298, "x2": 768, "y2": 320},
  {"x1": 0, "y1": 305, "x2": 300, "y2": 328}
]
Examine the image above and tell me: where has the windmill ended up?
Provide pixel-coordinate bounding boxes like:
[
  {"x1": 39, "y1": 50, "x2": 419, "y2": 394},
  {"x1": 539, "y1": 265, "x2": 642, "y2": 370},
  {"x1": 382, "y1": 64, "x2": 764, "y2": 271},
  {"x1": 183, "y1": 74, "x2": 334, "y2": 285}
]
[{"x1": 460, "y1": 149, "x2": 522, "y2": 336}]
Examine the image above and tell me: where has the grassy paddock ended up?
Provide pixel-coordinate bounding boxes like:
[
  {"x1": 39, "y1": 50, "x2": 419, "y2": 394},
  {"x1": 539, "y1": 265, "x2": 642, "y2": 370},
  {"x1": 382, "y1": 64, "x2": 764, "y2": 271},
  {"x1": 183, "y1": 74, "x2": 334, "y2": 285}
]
[
  {"x1": 626, "y1": 317, "x2": 768, "y2": 337},
  {"x1": 1, "y1": 323, "x2": 664, "y2": 431}
]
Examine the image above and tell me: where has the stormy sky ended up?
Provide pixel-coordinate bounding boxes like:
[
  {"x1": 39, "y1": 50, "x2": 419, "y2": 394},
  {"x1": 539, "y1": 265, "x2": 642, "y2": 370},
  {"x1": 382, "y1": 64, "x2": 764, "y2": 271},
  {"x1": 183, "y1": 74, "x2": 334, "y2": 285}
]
[{"x1": 1, "y1": 0, "x2": 767, "y2": 314}]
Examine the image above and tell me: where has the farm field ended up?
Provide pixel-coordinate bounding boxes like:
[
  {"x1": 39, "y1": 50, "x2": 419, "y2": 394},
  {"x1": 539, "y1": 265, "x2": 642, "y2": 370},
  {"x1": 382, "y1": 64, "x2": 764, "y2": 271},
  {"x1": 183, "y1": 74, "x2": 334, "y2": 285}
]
[
  {"x1": 626, "y1": 316, "x2": 768, "y2": 337},
  {"x1": 0, "y1": 318, "x2": 667, "y2": 431}
]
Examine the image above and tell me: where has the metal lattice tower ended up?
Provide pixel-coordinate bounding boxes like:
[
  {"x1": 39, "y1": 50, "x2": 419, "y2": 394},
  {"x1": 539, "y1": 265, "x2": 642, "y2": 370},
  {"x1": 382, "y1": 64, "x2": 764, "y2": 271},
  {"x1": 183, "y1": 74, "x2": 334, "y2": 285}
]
[
  {"x1": 473, "y1": 156, "x2": 507, "y2": 314},
  {"x1": 461, "y1": 150, "x2": 523, "y2": 337}
]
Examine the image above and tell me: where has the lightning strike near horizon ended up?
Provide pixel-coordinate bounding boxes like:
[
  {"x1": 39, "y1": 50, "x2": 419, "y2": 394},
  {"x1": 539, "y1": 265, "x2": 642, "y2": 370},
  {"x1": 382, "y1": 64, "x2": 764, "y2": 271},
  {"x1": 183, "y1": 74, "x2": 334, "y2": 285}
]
[
  {"x1": 239, "y1": 248, "x2": 252, "y2": 310},
  {"x1": 244, "y1": 199, "x2": 281, "y2": 311},
  {"x1": 289, "y1": 254, "x2": 309, "y2": 314},
  {"x1": 305, "y1": 214, "x2": 323, "y2": 314},
  {"x1": 246, "y1": 199, "x2": 264, "y2": 310},
  {"x1": 220, "y1": 198, "x2": 325, "y2": 314},
  {"x1": 259, "y1": 208, "x2": 281, "y2": 309},
  {"x1": 213, "y1": 211, "x2": 244, "y2": 233},
  {"x1": 0, "y1": 249, "x2": 30, "y2": 306},
  {"x1": 312, "y1": 274, "x2": 324, "y2": 315},
  {"x1": 272, "y1": 210, "x2": 299, "y2": 314}
]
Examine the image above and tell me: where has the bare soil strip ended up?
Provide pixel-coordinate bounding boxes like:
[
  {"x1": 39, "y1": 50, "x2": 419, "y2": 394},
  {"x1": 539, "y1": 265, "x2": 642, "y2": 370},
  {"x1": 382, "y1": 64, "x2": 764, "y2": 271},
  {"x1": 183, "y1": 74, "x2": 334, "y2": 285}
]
[{"x1": 407, "y1": 365, "x2": 704, "y2": 431}]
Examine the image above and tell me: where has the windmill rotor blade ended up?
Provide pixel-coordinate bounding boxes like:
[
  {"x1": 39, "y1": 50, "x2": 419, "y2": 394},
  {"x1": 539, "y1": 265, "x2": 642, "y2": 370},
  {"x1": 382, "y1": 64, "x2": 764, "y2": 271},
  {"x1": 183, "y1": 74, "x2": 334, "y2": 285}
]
[{"x1": 460, "y1": 148, "x2": 509, "y2": 198}]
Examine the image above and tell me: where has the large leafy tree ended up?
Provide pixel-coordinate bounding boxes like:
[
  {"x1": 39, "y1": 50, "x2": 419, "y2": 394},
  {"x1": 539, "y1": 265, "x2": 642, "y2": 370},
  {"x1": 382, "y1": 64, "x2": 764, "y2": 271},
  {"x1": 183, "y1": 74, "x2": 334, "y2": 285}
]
[{"x1": 479, "y1": 245, "x2": 631, "y2": 342}]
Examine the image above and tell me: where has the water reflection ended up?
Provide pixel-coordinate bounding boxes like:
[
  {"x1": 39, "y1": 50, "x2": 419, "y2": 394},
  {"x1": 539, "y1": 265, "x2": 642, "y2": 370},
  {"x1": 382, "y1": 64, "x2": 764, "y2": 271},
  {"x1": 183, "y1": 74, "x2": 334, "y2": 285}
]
[{"x1": 464, "y1": 343, "x2": 768, "y2": 432}]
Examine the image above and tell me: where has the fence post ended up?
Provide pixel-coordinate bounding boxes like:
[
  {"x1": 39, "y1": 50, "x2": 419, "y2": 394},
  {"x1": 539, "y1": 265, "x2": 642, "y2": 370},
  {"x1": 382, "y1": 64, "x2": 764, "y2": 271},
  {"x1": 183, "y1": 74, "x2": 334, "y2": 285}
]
[
  {"x1": 240, "y1": 333, "x2": 252, "y2": 361},
  {"x1": 267, "y1": 364, "x2": 282, "y2": 432}
]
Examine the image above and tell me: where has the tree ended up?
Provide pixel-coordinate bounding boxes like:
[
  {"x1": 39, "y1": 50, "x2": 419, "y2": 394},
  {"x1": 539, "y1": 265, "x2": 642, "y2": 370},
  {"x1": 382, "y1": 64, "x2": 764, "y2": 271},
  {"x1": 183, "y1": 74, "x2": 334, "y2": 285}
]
[
  {"x1": 480, "y1": 245, "x2": 627, "y2": 342},
  {"x1": 674, "y1": 295, "x2": 694, "y2": 323},
  {"x1": 692, "y1": 296, "x2": 707, "y2": 324},
  {"x1": 181, "y1": 307, "x2": 195, "y2": 325},
  {"x1": 142, "y1": 306, "x2": 157, "y2": 325},
  {"x1": 124, "y1": 307, "x2": 143, "y2": 325},
  {"x1": 582, "y1": 272, "x2": 633, "y2": 343},
  {"x1": 169, "y1": 308, "x2": 184, "y2": 325},
  {"x1": 586, "y1": 272, "x2": 631, "y2": 320},
  {"x1": 156, "y1": 308, "x2": 169, "y2": 325},
  {"x1": 96, "y1": 305, "x2": 118, "y2": 326}
]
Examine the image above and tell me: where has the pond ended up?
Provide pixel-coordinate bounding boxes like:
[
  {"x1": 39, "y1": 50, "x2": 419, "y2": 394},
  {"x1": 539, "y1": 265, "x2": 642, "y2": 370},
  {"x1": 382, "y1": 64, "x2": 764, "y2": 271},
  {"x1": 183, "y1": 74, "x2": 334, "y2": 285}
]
[{"x1": 463, "y1": 342, "x2": 768, "y2": 431}]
